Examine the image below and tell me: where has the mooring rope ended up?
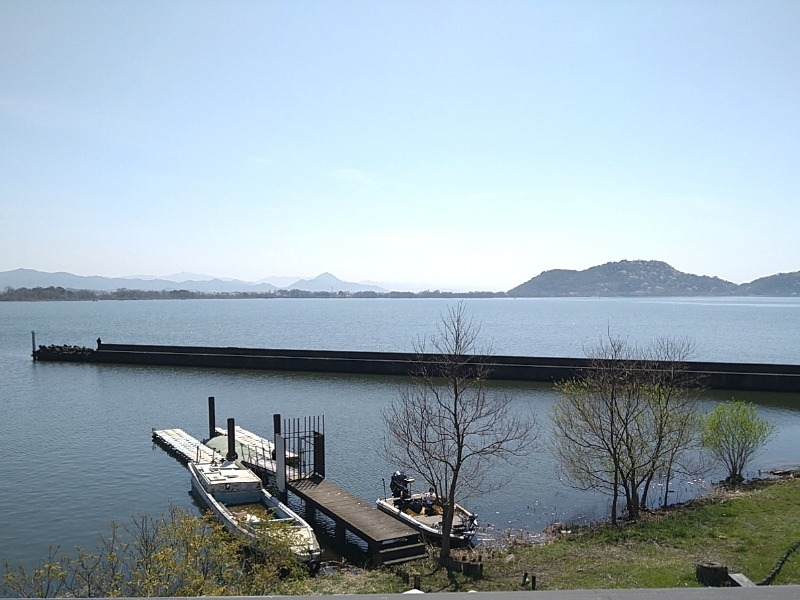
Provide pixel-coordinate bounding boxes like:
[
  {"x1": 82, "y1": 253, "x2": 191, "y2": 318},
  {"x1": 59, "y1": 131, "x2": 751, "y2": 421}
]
[{"x1": 758, "y1": 540, "x2": 800, "y2": 585}]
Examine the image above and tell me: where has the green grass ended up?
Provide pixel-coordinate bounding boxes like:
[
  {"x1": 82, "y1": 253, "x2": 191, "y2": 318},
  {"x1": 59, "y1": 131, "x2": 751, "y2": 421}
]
[
  {"x1": 7, "y1": 477, "x2": 798, "y2": 595},
  {"x1": 325, "y1": 476, "x2": 800, "y2": 592}
]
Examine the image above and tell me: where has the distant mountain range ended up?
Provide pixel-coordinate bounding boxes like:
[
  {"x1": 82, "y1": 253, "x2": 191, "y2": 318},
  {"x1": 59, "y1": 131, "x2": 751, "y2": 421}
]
[
  {"x1": 0, "y1": 269, "x2": 387, "y2": 294},
  {"x1": 508, "y1": 260, "x2": 800, "y2": 297},
  {"x1": 2, "y1": 261, "x2": 799, "y2": 297}
]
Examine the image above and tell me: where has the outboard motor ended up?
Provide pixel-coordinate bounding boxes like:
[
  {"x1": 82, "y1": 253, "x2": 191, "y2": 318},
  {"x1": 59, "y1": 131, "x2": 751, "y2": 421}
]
[{"x1": 390, "y1": 471, "x2": 412, "y2": 499}]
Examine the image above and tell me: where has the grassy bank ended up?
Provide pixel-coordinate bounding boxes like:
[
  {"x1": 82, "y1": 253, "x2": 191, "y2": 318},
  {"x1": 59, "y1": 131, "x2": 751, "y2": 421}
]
[
  {"x1": 310, "y1": 475, "x2": 800, "y2": 593},
  {"x1": 5, "y1": 477, "x2": 798, "y2": 596}
]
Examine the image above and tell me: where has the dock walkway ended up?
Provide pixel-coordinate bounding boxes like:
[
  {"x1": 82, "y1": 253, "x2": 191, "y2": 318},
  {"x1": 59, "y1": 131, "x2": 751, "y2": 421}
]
[
  {"x1": 152, "y1": 428, "x2": 218, "y2": 463},
  {"x1": 153, "y1": 424, "x2": 427, "y2": 565},
  {"x1": 228, "y1": 428, "x2": 427, "y2": 566},
  {"x1": 212, "y1": 425, "x2": 280, "y2": 476},
  {"x1": 289, "y1": 475, "x2": 426, "y2": 565}
]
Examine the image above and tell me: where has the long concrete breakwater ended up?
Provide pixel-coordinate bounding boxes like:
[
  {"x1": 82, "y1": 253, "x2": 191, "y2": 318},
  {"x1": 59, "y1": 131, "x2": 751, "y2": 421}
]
[{"x1": 31, "y1": 341, "x2": 800, "y2": 393}]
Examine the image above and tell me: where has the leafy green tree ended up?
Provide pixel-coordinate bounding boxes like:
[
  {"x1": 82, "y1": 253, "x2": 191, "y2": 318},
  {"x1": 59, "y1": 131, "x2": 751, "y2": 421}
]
[{"x1": 701, "y1": 399, "x2": 777, "y2": 484}]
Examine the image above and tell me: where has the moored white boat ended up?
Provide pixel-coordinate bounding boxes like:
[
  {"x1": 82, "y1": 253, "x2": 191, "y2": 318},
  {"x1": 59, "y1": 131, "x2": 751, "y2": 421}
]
[
  {"x1": 376, "y1": 472, "x2": 477, "y2": 548},
  {"x1": 189, "y1": 458, "x2": 321, "y2": 570}
]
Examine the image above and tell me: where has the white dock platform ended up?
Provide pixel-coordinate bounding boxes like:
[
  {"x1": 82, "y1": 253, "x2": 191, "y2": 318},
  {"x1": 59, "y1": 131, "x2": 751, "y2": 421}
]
[
  {"x1": 153, "y1": 425, "x2": 294, "y2": 479},
  {"x1": 213, "y1": 425, "x2": 280, "y2": 475},
  {"x1": 151, "y1": 428, "x2": 220, "y2": 464}
]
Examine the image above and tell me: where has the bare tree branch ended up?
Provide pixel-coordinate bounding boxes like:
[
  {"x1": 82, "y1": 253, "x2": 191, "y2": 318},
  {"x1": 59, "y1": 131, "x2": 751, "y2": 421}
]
[
  {"x1": 552, "y1": 335, "x2": 705, "y2": 525},
  {"x1": 382, "y1": 302, "x2": 538, "y2": 563}
]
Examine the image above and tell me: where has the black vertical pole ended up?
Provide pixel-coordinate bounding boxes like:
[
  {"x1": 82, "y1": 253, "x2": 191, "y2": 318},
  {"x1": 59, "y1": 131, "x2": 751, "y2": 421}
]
[
  {"x1": 273, "y1": 413, "x2": 281, "y2": 464},
  {"x1": 208, "y1": 396, "x2": 216, "y2": 440},
  {"x1": 314, "y1": 431, "x2": 325, "y2": 478},
  {"x1": 273, "y1": 413, "x2": 281, "y2": 436},
  {"x1": 317, "y1": 415, "x2": 326, "y2": 478},
  {"x1": 226, "y1": 417, "x2": 237, "y2": 461},
  {"x1": 304, "y1": 416, "x2": 308, "y2": 474}
]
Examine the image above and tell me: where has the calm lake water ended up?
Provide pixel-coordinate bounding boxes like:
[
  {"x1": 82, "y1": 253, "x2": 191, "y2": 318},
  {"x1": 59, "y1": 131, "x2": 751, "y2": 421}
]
[{"x1": 1, "y1": 297, "x2": 799, "y2": 571}]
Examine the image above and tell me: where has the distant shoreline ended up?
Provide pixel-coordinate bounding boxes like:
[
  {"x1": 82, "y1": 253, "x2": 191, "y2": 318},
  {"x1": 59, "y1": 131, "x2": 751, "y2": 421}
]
[
  {"x1": 4, "y1": 286, "x2": 800, "y2": 301},
  {"x1": 3, "y1": 260, "x2": 799, "y2": 298},
  {"x1": 1, "y1": 287, "x2": 506, "y2": 301}
]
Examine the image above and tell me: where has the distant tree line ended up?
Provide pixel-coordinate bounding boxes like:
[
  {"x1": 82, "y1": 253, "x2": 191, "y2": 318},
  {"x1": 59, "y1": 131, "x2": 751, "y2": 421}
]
[
  {"x1": 0, "y1": 286, "x2": 506, "y2": 301},
  {"x1": 1, "y1": 286, "x2": 103, "y2": 301}
]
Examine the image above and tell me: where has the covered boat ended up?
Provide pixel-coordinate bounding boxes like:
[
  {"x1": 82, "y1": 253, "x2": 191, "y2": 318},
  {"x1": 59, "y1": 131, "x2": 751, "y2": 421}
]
[
  {"x1": 376, "y1": 471, "x2": 477, "y2": 548},
  {"x1": 189, "y1": 458, "x2": 321, "y2": 570}
]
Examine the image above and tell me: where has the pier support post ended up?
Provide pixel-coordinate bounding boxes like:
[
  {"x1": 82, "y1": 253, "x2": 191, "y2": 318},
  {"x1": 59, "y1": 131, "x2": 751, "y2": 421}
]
[
  {"x1": 31, "y1": 331, "x2": 36, "y2": 358},
  {"x1": 313, "y1": 431, "x2": 325, "y2": 478},
  {"x1": 335, "y1": 521, "x2": 346, "y2": 544},
  {"x1": 208, "y1": 397, "x2": 216, "y2": 440},
  {"x1": 275, "y1": 428, "x2": 287, "y2": 503},
  {"x1": 226, "y1": 418, "x2": 237, "y2": 461},
  {"x1": 272, "y1": 414, "x2": 281, "y2": 461}
]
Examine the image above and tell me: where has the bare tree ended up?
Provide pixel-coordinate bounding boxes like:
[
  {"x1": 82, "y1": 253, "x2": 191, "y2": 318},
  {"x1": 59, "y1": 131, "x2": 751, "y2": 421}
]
[
  {"x1": 382, "y1": 302, "x2": 539, "y2": 563},
  {"x1": 642, "y1": 337, "x2": 705, "y2": 509},
  {"x1": 551, "y1": 336, "x2": 634, "y2": 525},
  {"x1": 552, "y1": 336, "x2": 703, "y2": 525}
]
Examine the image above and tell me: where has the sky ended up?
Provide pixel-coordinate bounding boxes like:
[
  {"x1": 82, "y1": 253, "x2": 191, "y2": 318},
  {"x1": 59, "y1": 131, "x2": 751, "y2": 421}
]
[{"x1": 1, "y1": 1, "x2": 799, "y2": 292}]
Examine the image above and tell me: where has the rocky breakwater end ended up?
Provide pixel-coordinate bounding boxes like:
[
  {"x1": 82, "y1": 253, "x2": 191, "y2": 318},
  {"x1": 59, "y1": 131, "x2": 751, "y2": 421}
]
[{"x1": 33, "y1": 344, "x2": 96, "y2": 362}]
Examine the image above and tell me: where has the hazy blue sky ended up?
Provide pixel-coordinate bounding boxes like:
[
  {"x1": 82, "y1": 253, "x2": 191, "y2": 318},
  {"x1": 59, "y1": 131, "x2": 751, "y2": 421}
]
[{"x1": 2, "y1": 1, "x2": 798, "y2": 291}]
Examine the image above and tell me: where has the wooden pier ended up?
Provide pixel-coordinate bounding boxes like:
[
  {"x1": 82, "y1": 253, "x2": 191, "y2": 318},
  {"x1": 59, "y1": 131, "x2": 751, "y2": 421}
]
[
  {"x1": 274, "y1": 415, "x2": 427, "y2": 566},
  {"x1": 152, "y1": 415, "x2": 427, "y2": 566},
  {"x1": 290, "y1": 475, "x2": 427, "y2": 566}
]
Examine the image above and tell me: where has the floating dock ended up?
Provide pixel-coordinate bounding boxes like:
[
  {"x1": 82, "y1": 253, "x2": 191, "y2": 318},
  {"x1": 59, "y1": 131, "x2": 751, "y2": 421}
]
[
  {"x1": 212, "y1": 425, "x2": 280, "y2": 476},
  {"x1": 152, "y1": 411, "x2": 427, "y2": 566},
  {"x1": 152, "y1": 428, "x2": 219, "y2": 464},
  {"x1": 153, "y1": 425, "x2": 284, "y2": 479}
]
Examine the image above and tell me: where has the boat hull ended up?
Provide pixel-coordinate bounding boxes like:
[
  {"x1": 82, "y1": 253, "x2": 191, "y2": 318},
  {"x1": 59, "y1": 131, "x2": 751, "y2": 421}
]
[
  {"x1": 189, "y1": 462, "x2": 321, "y2": 568},
  {"x1": 376, "y1": 495, "x2": 476, "y2": 548}
]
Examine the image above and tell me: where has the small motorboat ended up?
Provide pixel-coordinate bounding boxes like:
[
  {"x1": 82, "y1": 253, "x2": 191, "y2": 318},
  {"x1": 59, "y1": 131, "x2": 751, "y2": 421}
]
[
  {"x1": 376, "y1": 471, "x2": 477, "y2": 548},
  {"x1": 189, "y1": 458, "x2": 321, "y2": 570}
]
